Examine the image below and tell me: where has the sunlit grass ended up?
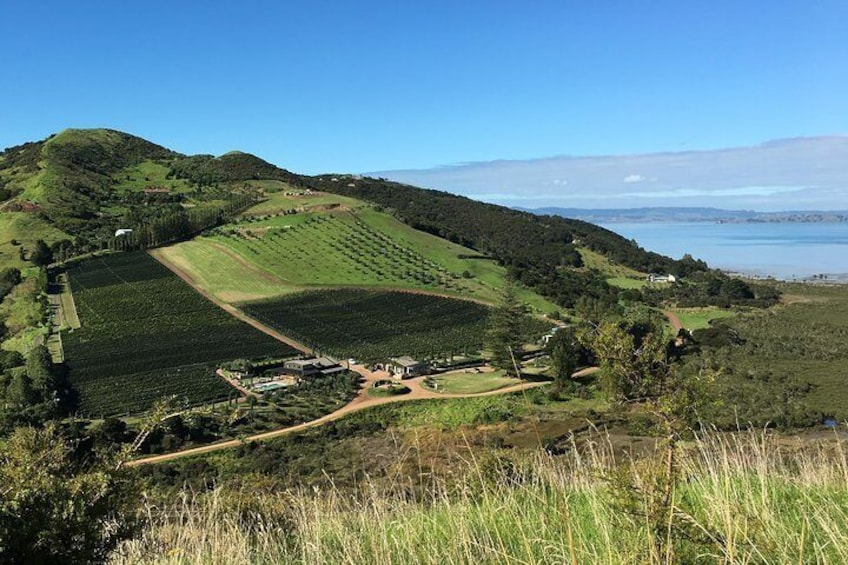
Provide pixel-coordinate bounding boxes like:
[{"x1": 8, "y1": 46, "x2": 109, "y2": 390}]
[{"x1": 115, "y1": 430, "x2": 848, "y2": 564}]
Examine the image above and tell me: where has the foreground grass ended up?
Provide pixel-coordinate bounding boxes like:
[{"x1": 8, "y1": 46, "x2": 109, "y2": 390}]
[{"x1": 115, "y1": 431, "x2": 848, "y2": 564}]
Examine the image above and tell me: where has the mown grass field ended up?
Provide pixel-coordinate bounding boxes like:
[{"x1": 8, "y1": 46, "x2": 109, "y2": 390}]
[
  {"x1": 241, "y1": 288, "x2": 492, "y2": 362},
  {"x1": 63, "y1": 252, "x2": 295, "y2": 416},
  {"x1": 425, "y1": 369, "x2": 521, "y2": 394},
  {"x1": 161, "y1": 195, "x2": 559, "y2": 313},
  {"x1": 673, "y1": 306, "x2": 737, "y2": 330},
  {"x1": 577, "y1": 247, "x2": 648, "y2": 289}
]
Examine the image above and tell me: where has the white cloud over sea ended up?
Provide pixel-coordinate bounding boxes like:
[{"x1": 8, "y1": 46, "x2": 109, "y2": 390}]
[{"x1": 368, "y1": 137, "x2": 848, "y2": 211}]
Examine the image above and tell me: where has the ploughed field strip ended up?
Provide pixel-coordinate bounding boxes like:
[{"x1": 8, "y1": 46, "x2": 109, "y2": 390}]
[
  {"x1": 241, "y1": 289, "x2": 491, "y2": 362},
  {"x1": 63, "y1": 252, "x2": 295, "y2": 416}
]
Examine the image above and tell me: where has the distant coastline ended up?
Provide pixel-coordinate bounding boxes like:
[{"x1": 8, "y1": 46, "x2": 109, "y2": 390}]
[
  {"x1": 522, "y1": 206, "x2": 848, "y2": 224},
  {"x1": 589, "y1": 221, "x2": 848, "y2": 282}
]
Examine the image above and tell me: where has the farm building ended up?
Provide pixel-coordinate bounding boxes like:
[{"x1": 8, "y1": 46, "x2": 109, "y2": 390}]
[
  {"x1": 114, "y1": 228, "x2": 134, "y2": 237},
  {"x1": 387, "y1": 356, "x2": 430, "y2": 379},
  {"x1": 282, "y1": 356, "x2": 344, "y2": 377},
  {"x1": 647, "y1": 273, "x2": 677, "y2": 283}
]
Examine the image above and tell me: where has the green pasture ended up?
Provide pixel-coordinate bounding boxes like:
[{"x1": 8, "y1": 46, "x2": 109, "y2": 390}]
[
  {"x1": 426, "y1": 369, "x2": 521, "y2": 394},
  {"x1": 673, "y1": 306, "x2": 737, "y2": 330}
]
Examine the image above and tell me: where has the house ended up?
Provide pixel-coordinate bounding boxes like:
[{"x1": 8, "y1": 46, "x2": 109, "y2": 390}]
[
  {"x1": 387, "y1": 356, "x2": 430, "y2": 379},
  {"x1": 282, "y1": 356, "x2": 344, "y2": 378},
  {"x1": 315, "y1": 356, "x2": 347, "y2": 376},
  {"x1": 114, "y1": 228, "x2": 133, "y2": 237},
  {"x1": 647, "y1": 273, "x2": 677, "y2": 283},
  {"x1": 541, "y1": 325, "x2": 564, "y2": 345}
]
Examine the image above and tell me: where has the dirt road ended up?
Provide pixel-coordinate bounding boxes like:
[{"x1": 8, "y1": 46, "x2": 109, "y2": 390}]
[
  {"x1": 127, "y1": 370, "x2": 548, "y2": 466},
  {"x1": 663, "y1": 310, "x2": 683, "y2": 332},
  {"x1": 149, "y1": 249, "x2": 315, "y2": 355}
]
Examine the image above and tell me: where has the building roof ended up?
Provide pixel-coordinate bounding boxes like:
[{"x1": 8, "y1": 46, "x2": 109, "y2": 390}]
[
  {"x1": 316, "y1": 356, "x2": 339, "y2": 368},
  {"x1": 286, "y1": 358, "x2": 319, "y2": 368},
  {"x1": 391, "y1": 356, "x2": 422, "y2": 368}
]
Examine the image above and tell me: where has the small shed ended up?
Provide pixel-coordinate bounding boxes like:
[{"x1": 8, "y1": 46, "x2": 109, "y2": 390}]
[{"x1": 114, "y1": 228, "x2": 134, "y2": 237}]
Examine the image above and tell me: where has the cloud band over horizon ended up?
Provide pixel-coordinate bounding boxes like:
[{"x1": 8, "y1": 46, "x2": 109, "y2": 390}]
[{"x1": 368, "y1": 136, "x2": 848, "y2": 211}]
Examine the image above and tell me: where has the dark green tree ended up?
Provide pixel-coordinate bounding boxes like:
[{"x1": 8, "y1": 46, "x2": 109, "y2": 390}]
[
  {"x1": 6, "y1": 371, "x2": 36, "y2": 408},
  {"x1": 29, "y1": 239, "x2": 54, "y2": 267},
  {"x1": 26, "y1": 345, "x2": 57, "y2": 398},
  {"x1": 0, "y1": 424, "x2": 138, "y2": 564},
  {"x1": 485, "y1": 281, "x2": 528, "y2": 375},
  {"x1": 547, "y1": 327, "x2": 579, "y2": 391}
]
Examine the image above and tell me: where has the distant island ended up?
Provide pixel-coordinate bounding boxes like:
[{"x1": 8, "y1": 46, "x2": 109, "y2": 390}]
[{"x1": 521, "y1": 206, "x2": 848, "y2": 223}]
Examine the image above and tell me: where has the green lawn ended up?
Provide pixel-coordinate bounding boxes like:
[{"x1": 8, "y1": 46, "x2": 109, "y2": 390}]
[
  {"x1": 426, "y1": 370, "x2": 522, "y2": 394},
  {"x1": 673, "y1": 307, "x2": 737, "y2": 330},
  {"x1": 578, "y1": 247, "x2": 647, "y2": 279},
  {"x1": 360, "y1": 388, "x2": 605, "y2": 430},
  {"x1": 606, "y1": 276, "x2": 646, "y2": 289}
]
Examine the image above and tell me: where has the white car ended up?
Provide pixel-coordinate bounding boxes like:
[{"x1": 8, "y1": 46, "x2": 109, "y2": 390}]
[{"x1": 348, "y1": 358, "x2": 357, "y2": 365}]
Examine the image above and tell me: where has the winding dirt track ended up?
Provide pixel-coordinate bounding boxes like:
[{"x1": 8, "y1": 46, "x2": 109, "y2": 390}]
[
  {"x1": 663, "y1": 310, "x2": 683, "y2": 332},
  {"x1": 133, "y1": 250, "x2": 556, "y2": 466},
  {"x1": 149, "y1": 249, "x2": 314, "y2": 354},
  {"x1": 128, "y1": 369, "x2": 549, "y2": 466}
]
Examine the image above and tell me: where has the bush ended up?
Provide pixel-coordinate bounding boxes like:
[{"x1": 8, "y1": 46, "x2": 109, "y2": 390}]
[{"x1": 0, "y1": 424, "x2": 138, "y2": 564}]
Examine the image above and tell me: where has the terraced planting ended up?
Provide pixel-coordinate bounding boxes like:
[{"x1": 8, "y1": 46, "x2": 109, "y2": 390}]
[
  {"x1": 160, "y1": 203, "x2": 560, "y2": 313},
  {"x1": 63, "y1": 252, "x2": 296, "y2": 416},
  {"x1": 241, "y1": 289, "x2": 491, "y2": 362},
  {"x1": 215, "y1": 212, "x2": 476, "y2": 292}
]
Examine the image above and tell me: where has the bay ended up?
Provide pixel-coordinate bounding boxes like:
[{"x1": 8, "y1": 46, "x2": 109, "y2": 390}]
[{"x1": 600, "y1": 222, "x2": 848, "y2": 281}]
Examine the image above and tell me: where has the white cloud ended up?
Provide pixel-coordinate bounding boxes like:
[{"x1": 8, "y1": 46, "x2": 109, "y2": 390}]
[
  {"x1": 622, "y1": 185, "x2": 808, "y2": 199},
  {"x1": 367, "y1": 136, "x2": 848, "y2": 211}
]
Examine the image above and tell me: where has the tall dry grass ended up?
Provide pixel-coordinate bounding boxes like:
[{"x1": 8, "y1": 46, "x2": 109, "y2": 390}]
[{"x1": 113, "y1": 431, "x2": 848, "y2": 564}]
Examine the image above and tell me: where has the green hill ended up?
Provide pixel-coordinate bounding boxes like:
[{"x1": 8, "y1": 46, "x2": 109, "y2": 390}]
[
  {"x1": 157, "y1": 191, "x2": 559, "y2": 312},
  {"x1": 0, "y1": 127, "x2": 774, "y2": 321},
  {"x1": 0, "y1": 129, "x2": 301, "y2": 257}
]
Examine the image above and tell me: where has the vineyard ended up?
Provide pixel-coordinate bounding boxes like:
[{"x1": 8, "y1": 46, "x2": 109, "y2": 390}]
[
  {"x1": 211, "y1": 212, "x2": 477, "y2": 294},
  {"x1": 161, "y1": 203, "x2": 561, "y2": 313},
  {"x1": 241, "y1": 289, "x2": 492, "y2": 362},
  {"x1": 63, "y1": 252, "x2": 296, "y2": 416}
]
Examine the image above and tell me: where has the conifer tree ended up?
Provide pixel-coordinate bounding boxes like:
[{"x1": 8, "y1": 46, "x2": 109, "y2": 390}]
[{"x1": 486, "y1": 281, "x2": 528, "y2": 376}]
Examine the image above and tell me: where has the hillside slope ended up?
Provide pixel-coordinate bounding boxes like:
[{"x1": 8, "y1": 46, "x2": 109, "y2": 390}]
[
  {"x1": 0, "y1": 129, "x2": 301, "y2": 258},
  {"x1": 157, "y1": 189, "x2": 560, "y2": 312},
  {"x1": 304, "y1": 175, "x2": 710, "y2": 306},
  {"x1": 0, "y1": 128, "x2": 718, "y2": 312}
]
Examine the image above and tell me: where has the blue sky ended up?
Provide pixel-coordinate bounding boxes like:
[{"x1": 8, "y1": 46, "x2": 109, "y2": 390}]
[{"x1": 1, "y1": 1, "x2": 847, "y2": 177}]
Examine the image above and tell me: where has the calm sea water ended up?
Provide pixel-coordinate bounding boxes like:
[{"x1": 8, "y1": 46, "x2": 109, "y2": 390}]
[{"x1": 600, "y1": 222, "x2": 848, "y2": 281}]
